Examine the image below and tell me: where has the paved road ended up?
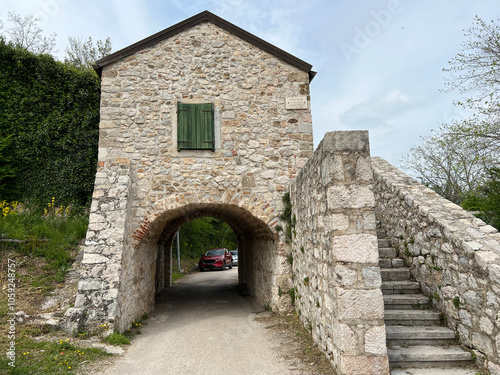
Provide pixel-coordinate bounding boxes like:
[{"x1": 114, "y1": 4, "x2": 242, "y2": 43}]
[{"x1": 102, "y1": 268, "x2": 295, "y2": 375}]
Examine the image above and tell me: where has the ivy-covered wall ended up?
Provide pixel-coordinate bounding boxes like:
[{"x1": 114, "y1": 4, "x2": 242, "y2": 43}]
[{"x1": 0, "y1": 40, "x2": 100, "y2": 206}]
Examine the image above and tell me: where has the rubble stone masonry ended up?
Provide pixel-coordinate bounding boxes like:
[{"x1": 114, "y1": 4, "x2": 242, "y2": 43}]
[
  {"x1": 63, "y1": 21, "x2": 314, "y2": 333},
  {"x1": 372, "y1": 156, "x2": 500, "y2": 374}
]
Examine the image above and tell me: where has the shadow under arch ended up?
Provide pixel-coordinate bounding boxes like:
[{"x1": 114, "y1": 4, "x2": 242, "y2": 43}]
[{"x1": 118, "y1": 202, "x2": 281, "y2": 329}]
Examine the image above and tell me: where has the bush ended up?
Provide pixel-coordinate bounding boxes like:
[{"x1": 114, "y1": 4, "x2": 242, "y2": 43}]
[{"x1": 0, "y1": 40, "x2": 100, "y2": 206}]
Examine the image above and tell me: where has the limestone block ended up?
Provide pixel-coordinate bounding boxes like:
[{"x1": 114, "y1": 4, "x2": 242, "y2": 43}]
[
  {"x1": 480, "y1": 316, "x2": 494, "y2": 335},
  {"x1": 489, "y1": 361, "x2": 500, "y2": 375},
  {"x1": 78, "y1": 279, "x2": 104, "y2": 291},
  {"x1": 321, "y1": 131, "x2": 370, "y2": 154},
  {"x1": 355, "y1": 157, "x2": 373, "y2": 181},
  {"x1": 321, "y1": 154, "x2": 344, "y2": 183},
  {"x1": 331, "y1": 234, "x2": 378, "y2": 264},
  {"x1": 489, "y1": 263, "x2": 500, "y2": 285},
  {"x1": 327, "y1": 185, "x2": 375, "y2": 210},
  {"x1": 337, "y1": 289, "x2": 385, "y2": 321},
  {"x1": 365, "y1": 325, "x2": 387, "y2": 355},
  {"x1": 332, "y1": 265, "x2": 358, "y2": 287},
  {"x1": 472, "y1": 332, "x2": 495, "y2": 357},
  {"x1": 362, "y1": 267, "x2": 382, "y2": 288},
  {"x1": 334, "y1": 323, "x2": 356, "y2": 352},
  {"x1": 340, "y1": 355, "x2": 389, "y2": 375},
  {"x1": 82, "y1": 253, "x2": 109, "y2": 264},
  {"x1": 325, "y1": 214, "x2": 349, "y2": 232}
]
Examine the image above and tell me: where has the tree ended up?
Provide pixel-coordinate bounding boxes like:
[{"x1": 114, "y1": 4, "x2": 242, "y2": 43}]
[
  {"x1": 5, "y1": 12, "x2": 56, "y2": 54},
  {"x1": 64, "y1": 36, "x2": 112, "y2": 71},
  {"x1": 402, "y1": 127, "x2": 493, "y2": 203},
  {"x1": 404, "y1": 16, "x2": 500, "y2": 204},
  {"x1": 461, "y1": 168, "x2": 500, "y2": 229}
]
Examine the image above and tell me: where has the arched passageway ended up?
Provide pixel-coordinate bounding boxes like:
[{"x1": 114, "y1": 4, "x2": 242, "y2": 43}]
[{"x1": 117, "y1": 203, "x2": 286, "y2": 330}]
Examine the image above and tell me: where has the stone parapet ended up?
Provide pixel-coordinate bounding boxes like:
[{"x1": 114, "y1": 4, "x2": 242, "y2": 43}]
[
  {"x1": 372, "y1": 156, "x2": 500, "y2": 373},
  {"x1": 291, "y1": 132, "x2": 389, "y2": 375}
]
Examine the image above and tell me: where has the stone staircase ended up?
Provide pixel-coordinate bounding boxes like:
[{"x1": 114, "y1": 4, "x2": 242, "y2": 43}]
[{"x1": 378, "y1": 229, "x2": 479, "y2": 374}]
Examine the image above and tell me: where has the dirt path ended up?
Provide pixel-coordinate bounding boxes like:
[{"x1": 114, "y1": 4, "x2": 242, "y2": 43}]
[{"x1": 86, "y1": 268, "x2": 332, "y2": 375}]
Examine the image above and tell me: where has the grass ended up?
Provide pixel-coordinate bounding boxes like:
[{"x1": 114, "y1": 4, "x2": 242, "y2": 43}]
[
  {"x1": 103, "y1": 331, "x2": 131, "y2": 346},
  {"x1": 0, "y1": 337, "x2": 110, "y2": 374},
  {"x1": 0, "y1": 201, "x2": 88, "y2": 283},
  {"x1": 0, "y1": 200, "x2": 115, "y2": 374}
]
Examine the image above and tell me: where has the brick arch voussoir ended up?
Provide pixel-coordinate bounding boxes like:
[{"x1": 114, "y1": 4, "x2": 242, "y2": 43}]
[{"x1": 130, "y1": 191, "x2": 281, "y2": 245}]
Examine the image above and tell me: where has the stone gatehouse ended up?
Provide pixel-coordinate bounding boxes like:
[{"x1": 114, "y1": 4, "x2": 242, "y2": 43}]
[{"x1": 65, "y1": 11, "x2": 314, "y2": 332}]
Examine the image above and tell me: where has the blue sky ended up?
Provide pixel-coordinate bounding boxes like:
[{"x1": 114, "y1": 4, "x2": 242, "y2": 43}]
[{"x1": 2, "y1": 0, "x2": 499, "y2": 169}]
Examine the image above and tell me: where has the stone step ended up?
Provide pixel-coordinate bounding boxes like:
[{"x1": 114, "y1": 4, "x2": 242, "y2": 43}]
[
  {"x1": 384, "y1": 294, "x2": 430, "y2": 310},
  {"x1": 378, "y1": 238, "x2": 391, "y2": 248},
  {"x1": 384, "y1": 309, "x2": 441, "y2": 326},
  {"x1": 381, "y1": 268, "x2": 410, "y2": 281},
  {"x1": 379, "y1": 247, "x2": 398, "y2": 259},
  {"x1": 391, "y1": 368, "x2": 478, "y2": 375},
  {"x1": 379, "y1": 258, "x2": 405, "y2": 268},
  {"x1": 386, "y1": 326, "x2": 456, "y2": 345},
  {"x1": 382, "y1": 281, "x2": 421, "y2": 295},
  {"x1": 377, "y1": 229, "x2": 386, "y2": 239},
  {"x1": 387, "y1": 345, "x2": 472, "y2": 368}
]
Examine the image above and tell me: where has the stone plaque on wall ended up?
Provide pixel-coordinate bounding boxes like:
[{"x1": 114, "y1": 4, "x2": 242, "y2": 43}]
[{"x1": 286, "y1": 96, "x2": 308, "y2": 110}]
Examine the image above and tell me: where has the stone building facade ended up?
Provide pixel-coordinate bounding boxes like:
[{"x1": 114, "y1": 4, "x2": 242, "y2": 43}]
[{"x1": 64, "y1": 11, "x2": 314, "y2": 332}]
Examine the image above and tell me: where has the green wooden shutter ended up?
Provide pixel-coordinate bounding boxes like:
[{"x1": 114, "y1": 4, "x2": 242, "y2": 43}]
[
  {"x1": 177, "y1": 102, "x2": 214, "y2": 151},
  {"x1": 177, "y1": 102, "x2": 191, "y2": 151},
  {"x1": 198, "y1": 103, "x2": 214, "y2": 151}
]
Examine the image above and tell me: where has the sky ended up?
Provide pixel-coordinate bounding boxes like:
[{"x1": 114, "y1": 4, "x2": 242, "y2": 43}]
[{"x1": 1, "y1": 0, "x2": 499, "y2": 170}]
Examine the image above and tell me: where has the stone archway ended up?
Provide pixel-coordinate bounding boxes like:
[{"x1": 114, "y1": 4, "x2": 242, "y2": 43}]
[{"x1": 117, "y1": 202, "x2": 285, "y2": 330}]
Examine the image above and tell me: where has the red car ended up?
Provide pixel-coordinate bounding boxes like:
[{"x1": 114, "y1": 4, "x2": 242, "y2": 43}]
[{"x1": 199, "y1": 248, "x2": 233, "y2": 271}]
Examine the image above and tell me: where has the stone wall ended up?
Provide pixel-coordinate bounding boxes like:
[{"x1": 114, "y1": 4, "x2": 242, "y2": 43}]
[
  {"x1": 291, "y1": 132, "x2": 389, "y2": 375},
  {"x1": 372, "y1": 156, "x2": 500, "y2": 374},
  {"x1": 64, "y1": 20, "x2": 314, "y2": 332}
]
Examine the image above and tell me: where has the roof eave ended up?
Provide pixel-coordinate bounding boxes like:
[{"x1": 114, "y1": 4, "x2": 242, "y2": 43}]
[{"x1": 93, "y1": 10, "x2": 315, "y2": 81}]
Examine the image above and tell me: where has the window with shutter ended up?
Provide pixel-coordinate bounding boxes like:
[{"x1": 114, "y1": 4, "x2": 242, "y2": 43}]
[{"x1": 177, "y1": 103, "x2": 215, "y2": 151}]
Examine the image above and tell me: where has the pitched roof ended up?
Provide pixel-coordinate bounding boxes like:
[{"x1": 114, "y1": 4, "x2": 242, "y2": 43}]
[{"x1": 93, "y1": 10, "x2": 316, "y2": 81}]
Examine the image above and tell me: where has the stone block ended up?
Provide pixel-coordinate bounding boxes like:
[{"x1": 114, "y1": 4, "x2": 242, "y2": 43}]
[
  {"x1": 472, "y1": 332, "x2": 494, "y2": 357},
  {"x1": 331, "y1": 234, "x2": 379, "y2": 264},
  {"x1": 334, "y1": 323, "x2": 357, "y2": 352},
  {"x1": 340, "y1": 355, "x2": 389, "y2": 375},
  {"x1": 365, "y1": 325, "x2": 387, "y2": 355},
  {"x1": 489, "y1": 361, "x2": 500, "y2": 375},
  {"x1": 82, "y1": 253, "x2": 109, "y2": 264},
  {"x1": 355, "y1": 156, "x2": 373, "y2": 181},
  {"x1": 362, "y1": 267, "x2": 382, "y2": 288},
  {"x1": 78, "y1": 279, "x2": 104, "y2": 291},
  {"x1": 321, "y1": 131, "x2": 370, "y2": 154},
  {"x1": 325, "y1": 214, "x2": 349, "y2": 232},
  {"x1": 337, "y1": 289, "x2": 385, "y2": 321},
  {"x1": 327, "y1": 185, "x2": 375, "y2": 209}
]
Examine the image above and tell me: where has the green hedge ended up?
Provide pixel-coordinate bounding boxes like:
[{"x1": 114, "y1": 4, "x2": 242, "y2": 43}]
[{"x1": 0, "y1": 40, "x2": 100, "y2": 206}]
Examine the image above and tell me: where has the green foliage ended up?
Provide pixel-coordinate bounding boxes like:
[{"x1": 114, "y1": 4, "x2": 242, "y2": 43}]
[
  {"x1": 0, "y1": 136, "x2": 16, "y2": 195},
  {"x1": 461, "y1": 167, "x2": 500, "y2": 229},
  {"x1": 176, "y1": 217, "x2": 237, "y2": 259},
  {"x1": 0, "y1": 200, "x2": 88, "y2": 280},
  {"x1": 102, "y1": 331, "x2": 131, "y2": 346},
  {"x1": 0, "y1": 40, "x2": 100, "y2": 206},
  {"x1": 0, "y1": 337, "x2": 109, "y2": 374},
  {"x1": 280, "y1": 192, "x2": 295, "y2": 242},
  {"x1": 289, "y1": 287, "x2": 296, "y2": 305}
]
